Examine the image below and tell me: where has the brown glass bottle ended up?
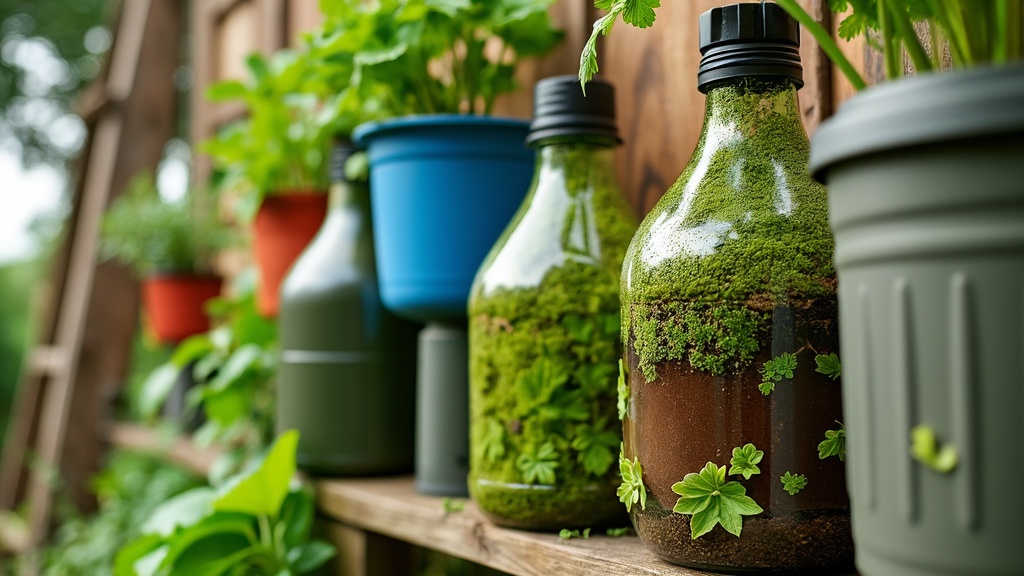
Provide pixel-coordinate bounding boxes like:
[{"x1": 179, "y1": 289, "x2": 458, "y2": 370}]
[{"x1": 618, "y1": 4, "x2": 852, "y2": 571}]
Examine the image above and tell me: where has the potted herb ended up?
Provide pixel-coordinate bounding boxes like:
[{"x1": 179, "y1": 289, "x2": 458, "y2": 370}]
[
  {"x1": 583, "y1": 2, "x2": 1024, "y2": 575},
  {"x1": 203, "y1": 50, "x2": 334, "y2": 318},
  {"x1": 312, "y1": 0, "x2": 563, "y2": 496},
  {"x1": 101, "y1": 174, "x2": 227, "y2": 344}
]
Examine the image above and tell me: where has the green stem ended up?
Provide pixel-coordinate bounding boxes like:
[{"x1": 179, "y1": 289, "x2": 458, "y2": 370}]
[
  {"x1": 887, "y1": 3, "x2": 933, "y2": 73},
  {"x1": 775, "y1": 0, "x2": 867, "y2": 90},
  {"x1": 929, "y1": 20, "x2": 943, "y2": 68},
  {"x1": 258, "y1": 514, "x2": 273, "y2": 549},
  {"x1": 939, "y1": 0, "x2": 974, "y2": 66},
  {"x1": 996, "y1": 0, "x2": 1009, "y2": 62},
  {"x1": 878, "y1": 0, "x2": 902, "y2": 78}
]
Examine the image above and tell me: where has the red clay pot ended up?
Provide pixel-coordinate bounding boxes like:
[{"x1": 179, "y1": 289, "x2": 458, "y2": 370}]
[
  {"x1": 252, "y1": 191, "x2": 328, "y2": 317},
  {"x1": 142, "y1": 274, "x2": 222, "y2": 344}
]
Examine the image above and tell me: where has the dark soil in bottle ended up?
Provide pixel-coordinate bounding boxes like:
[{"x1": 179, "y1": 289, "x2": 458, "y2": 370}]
[{"x1": 623, "y1": 298, "x2": 852, "y2": 571}]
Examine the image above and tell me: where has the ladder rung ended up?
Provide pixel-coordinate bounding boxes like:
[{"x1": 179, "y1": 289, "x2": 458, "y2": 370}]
[{"x1": 27, "y1": 346, "x2": 70, "y2": 377}]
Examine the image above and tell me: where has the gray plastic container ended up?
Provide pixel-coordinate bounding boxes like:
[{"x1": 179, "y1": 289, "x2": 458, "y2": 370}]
[{"x1": 811, "y1": 65, "x2": 1024, "y2": 576}]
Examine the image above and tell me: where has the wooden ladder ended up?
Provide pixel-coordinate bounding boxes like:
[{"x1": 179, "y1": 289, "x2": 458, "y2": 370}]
[{"x1": 0, "y1": 0, "x2": 181, "y2": 551}]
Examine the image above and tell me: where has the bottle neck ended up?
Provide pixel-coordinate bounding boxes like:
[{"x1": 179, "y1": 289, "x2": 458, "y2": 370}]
[
  {"x1": 532, "y1": 138, "x2": 618, "y2": 200},
  {"x1": 698, "y1": 77, "x2": 808, "y2": 154}
]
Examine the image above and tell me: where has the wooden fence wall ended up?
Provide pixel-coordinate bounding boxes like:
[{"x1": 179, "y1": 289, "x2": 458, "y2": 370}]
[{"x1": 192, "y1": 0, "x2": 879, "y2": 221}]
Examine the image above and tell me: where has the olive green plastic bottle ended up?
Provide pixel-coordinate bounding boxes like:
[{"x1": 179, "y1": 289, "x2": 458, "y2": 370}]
[
  {"x1": 468, "y1": 76, "x2": 638, "y2": 530},
  {"x1": 277, "y1": 141, "x2": 419, "y2": 475}
]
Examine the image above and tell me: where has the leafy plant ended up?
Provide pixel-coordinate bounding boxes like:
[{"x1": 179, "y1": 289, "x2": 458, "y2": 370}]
[
  {"x1": 203, "y1": 51, "x2": 335, "y2": 221},
  {"x1": 570, "y1": 418, "x2": 620, "y2": 477},
  {"x1": 441, "y1": 498, "x2": 466, "y2": 514},
  {"x1": 815, "y1": 352, "x2": 842, "y2": 380},
  {"x1": 728, "y1": 443, "x2": 764, "y2": 480},
  {"x1": 516, "y1": 441, "x2": 560, "y2": 485},
  {"x1": 910, "y1": 424, "x2": 958, "y2": 473},
  {"x1": 671, "y1": 462, "x2": 763, "y2": 539},
  {"x1": 780, "y1": 471, "x2": 807, "y2": 496},
  {"x1": 818, "y1": 423, "x2": 846, "y2": 461},
  {"x1": 605, "y1": 526, "x2": 631, "y2": 537},
  {"x1": 101, "y1": 174, "x2": 228, "y2": 277},
  {"x1": 137, "y1": 291, "x2": 277, "y2": 471},
  {"x1": 616, "y1": 449, "x2": 647, "y2": 513},
  {"x1": 580, "y1": 0, "x2": 1024, "y2": 88},
  {"x1": 311, "y1": 0, "x2": 564, "y2": 116},
  {"x1": 11, "y1": 452, "x2": 200, "y2": 575},
  {"x1": 115, "y1": 430, "x2": 335, "y2": 576},
  {"x1": 758, "y1": 352, "x2": 797, "y2": 395}
]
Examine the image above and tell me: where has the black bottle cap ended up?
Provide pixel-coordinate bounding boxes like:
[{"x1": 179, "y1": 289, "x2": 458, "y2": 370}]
[
  {"x1": 526, "y1": 75, "x2": 620, "y2": 147},
  {"x1": 697, "y1": 3, "x2": 803, "y2": 93},
  {"x1": 329, "y1": 138, "x2": 356, "y2": 183}
]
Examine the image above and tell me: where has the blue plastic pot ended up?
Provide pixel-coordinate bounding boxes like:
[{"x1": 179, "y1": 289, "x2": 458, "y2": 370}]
[{"x1": 354, "y1": 115, "x2": 534, "y2": 322}]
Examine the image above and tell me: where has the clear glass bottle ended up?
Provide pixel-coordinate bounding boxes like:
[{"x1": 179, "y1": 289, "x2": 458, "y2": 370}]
[
  {"x1": 619, "y1": 4, "x2": 852, "y2": 571},
  {"x1": 468, "y1": 76, "x2": 638, "y2": 530}
]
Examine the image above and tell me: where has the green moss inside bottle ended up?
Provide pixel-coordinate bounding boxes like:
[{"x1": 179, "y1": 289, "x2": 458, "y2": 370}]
[{"x1": 468, "y1": 77, "x2": 638, "y2": 530}]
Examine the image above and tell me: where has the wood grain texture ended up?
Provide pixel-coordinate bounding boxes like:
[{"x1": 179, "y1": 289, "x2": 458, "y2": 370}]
[{"x1": 315, "y1": 476, "x2": 713, "y2": 576}]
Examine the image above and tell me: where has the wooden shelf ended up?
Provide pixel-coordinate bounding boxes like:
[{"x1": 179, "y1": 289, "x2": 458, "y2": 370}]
[
  {"x1": 106, "y1": 423, "x2": 854, "y2": 576},
  {"x1": 315, "y1": 476, "x2": 710, "y2": 576}
]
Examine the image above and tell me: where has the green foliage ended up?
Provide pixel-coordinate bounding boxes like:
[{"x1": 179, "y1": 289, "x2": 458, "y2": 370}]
[
  {"x1": 0, "y1": 260, "x2": 42, "y2": 449},
  {"x1": 581, "y1": 0, "x2": 1024, "y2": 92},
  {"x1": 616, "y1": 449, "x2": 647, "y2": 513},
  {"x1": 814, "y1": 352, "x2": 842, "y2": 380},
  {"x1": 818, "y1": 423, "x2": 846, "y2": 461},
  {"x1": 910, "y1": 424, "x2": 958, "y2": 473},
  {"x1": 16, "y1": 452, "x2": 199, "y2": 575},
  {"x1": 570, "y1": 418, "x2": 620, "y2": 477},
  {"x1": 203, "y1": 50, "x2": 337, "y2": 220},
  {"x1": 115, "y1": 431, "x2": 335, "y2": 576},
  {"x1": 578, "y1": 0, "x2": 660, "y2": 88},
  {"x1": 727, "y1": 443, "x2": 763, "y2": 480},
  {"x1": 101, "y1": 175, "x2": 228, "y2": 277},
  {"x1": 616, "y1": 358, "x2": 629, "y2": 420},
  {"x1": 671, "y1": 462, "x2": 763, "y2": 539},
  {"x1": 780, "y1": 471, "x2": 807, "y2": 496},
  {"x1": 0, "y1": 0, "x2": 108, "y2": 167},
  {"x1": 312, "y1": 0, "x2": 563, "y2": 116},
  {"x1": 758, "y1": 352, "x2": 797, "y2": 396},
  {"x1": 605, "y1": 527, "x2": 631, "y2": 537},
  {"x1": 137, "y1": 291, "x2": 277, "y2": 470},
  {"x1": 558, "y1": 527, "x2": 591, "y2": 540},
  {"x1": 515, "y1": 441, "x2": 560, "y2": 485}
]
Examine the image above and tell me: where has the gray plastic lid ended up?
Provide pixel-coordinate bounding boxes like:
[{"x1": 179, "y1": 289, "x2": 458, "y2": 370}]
[
  {"x1": 526, "y1": 75, "x2": 620, "y2": 146},
  {"x1": 698, "y1": 3, "x2": 803, "y2": 93},
  {"x1": 809, "y1": 64, "x2": 1024, "y2": 181}
]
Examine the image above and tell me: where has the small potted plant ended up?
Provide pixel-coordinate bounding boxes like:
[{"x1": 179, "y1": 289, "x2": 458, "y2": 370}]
[
  {"x1": 203, "y1": 50, "x2": 334, "y2": 317},
  {"x1": 582, "y1": 3, "x2": 1024, "y2": 575},
  {"x1": 101, "y1": 174, "x2": 227, "y2": 344}
]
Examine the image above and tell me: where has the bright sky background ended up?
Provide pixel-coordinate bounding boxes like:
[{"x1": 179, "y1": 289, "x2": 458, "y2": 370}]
[{"x1": 0, "y1": 151, "x2": 63, "y2": 265}]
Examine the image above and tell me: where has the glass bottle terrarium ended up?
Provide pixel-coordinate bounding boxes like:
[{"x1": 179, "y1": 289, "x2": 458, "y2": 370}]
[
  {"x1": 619, "y1": 4, "x2": 852, "y2": 571},
  {"x1": 468, "y1": 76, "x2": 638, "y2": 530}
]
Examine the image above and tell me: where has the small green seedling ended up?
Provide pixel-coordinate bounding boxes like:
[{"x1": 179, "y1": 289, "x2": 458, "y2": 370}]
[
  {"x1": 616, "y1": 447, "x2": 647, "y2": 512},
  {"x1": 605, "y1": 527, "x2": 631, "y2": 537},
  {"x1": 781, "y1": 472, "x2": 807, "y2": 496},
  {"x1": 759, "y1": 352, "x2": 797, "y2": 395},
  {"x1": 616, "y1": 359, "x2": 629, "y2": 421},
  {"x1": 672, "y1": 462, "x2": 763, "y2": 539},
  {"x1": 442, "y1": 498, "x2": 465, "y2": 514},
  {"x1": 818, "y1": 422, "x2": 846, "y2": 461},
  {"x1": 728, "y1": 443, "x2": 763, "y2": 480},
  {"x1": 559, "y1": 527, "x2": 591, "y2": 540},
  {"x1": 814, "y1": 353, "x2": 842, "y2": 380}
]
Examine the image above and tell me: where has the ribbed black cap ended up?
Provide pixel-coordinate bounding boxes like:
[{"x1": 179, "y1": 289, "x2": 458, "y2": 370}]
[
  {"x1": 526, "y1": 75, "x2": 620, "y2": 147},
  {"x1": 329, "y1": 138, "x2": 356, "y2": 182},
  {"x1": 697, "y1": 3, "x2": 803, "y2": 93}
]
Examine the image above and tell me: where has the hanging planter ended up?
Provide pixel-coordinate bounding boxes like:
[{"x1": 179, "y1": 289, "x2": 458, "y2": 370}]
[
  {"x1": 251, "y1": 191, "x2": 327, "y2": 317},
  {"x1": 142, "y1": 274, "x2": 222, "y2": 343},
  {"x1": 810, "y1": 64, "x2": 1024, "y2": 576}
]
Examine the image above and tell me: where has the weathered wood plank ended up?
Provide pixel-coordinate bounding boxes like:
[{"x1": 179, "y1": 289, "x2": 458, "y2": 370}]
[{"x1": 315, "y1": 476, "x2": 711, "y2": 576}]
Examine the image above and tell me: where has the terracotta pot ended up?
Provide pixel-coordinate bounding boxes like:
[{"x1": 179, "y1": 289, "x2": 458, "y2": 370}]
[
  {"x1": 252, "y1": 191, "x2": 328, "y2": 317},
  {"x1": 142, "y1": 274, "x2": 222, "y2": 344}
]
